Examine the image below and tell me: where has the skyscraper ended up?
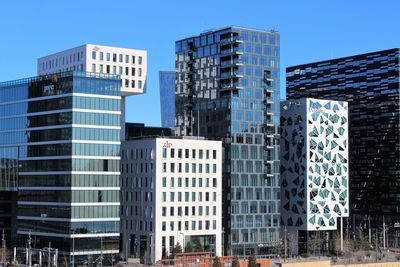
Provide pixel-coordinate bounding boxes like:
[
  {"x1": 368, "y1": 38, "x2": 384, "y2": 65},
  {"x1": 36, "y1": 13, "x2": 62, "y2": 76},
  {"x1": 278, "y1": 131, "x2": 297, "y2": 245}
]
[
  {"x1": 286, "y1": 48, "x2": 400, "y2": 245},
  {"x1": 175, "y1": 26, "x2": 280, "y2": 255},
  {"x1": 0, "y1": 72, "x2": 121, "y2": 264},
  {"x1": 159, "y1": 71, "x2": 176, "y2": 128},
  {"x1": 37, "y1": 44, "x2": 147, "y2": 138},
  {"x1": 280, "y1": 98, "x2": 349, "y2": 254}
]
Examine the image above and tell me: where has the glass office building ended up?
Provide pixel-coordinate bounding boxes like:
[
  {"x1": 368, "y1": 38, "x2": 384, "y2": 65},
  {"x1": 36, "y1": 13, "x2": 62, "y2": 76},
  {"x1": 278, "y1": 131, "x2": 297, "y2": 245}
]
[
  {"x1": 159, "y1": 71, "x2": 176, "y2": 128},
  {"x1": 0, "y1": 71, "x2": 121, "y2": 265},
  {"x1": 286, "y1": 48, "x2": 400, "y2": 245},
  {"x1": 175, "y1": 26, "x2": 281, "y2": 256}
]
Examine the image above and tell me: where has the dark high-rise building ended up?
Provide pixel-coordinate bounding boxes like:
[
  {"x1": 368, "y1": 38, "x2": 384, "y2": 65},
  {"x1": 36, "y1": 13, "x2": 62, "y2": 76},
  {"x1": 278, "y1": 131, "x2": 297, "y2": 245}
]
[
  {"x1": 286, "y1": 48, "x2": 400, "y2": 245},
  {"x1": 159, "y1": 71, "x2": 176, "y2": 128},
  {"x1": 175, "y1": 26, "x2": 281, "y2": 256},
  {"x1": 0, "y1": 71, "x2": 121, "y2": 264}
]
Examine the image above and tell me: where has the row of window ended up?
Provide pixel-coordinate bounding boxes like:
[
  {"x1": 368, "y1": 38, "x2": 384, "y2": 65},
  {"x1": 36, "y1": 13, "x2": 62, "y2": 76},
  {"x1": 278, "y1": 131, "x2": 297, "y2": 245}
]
[
  {"x1": 162, "y1": 220, "x2": 217, "y2": 232},
  {"x1": 162, "y1": 205, "x2": 217, "y2": 217},
  {"x1": 18, "y1": 190, "x2": 119, "y2": 203},
  {"x1": 18, "y1": 205, "x2": 119, "y2": 219},
  {"x1": 162, "y1": 162, "x2": 217, "y2": 174},
  {"x1": 40, "y1": 51, "x2": 84, "y2": 71},
  {"x1": 162, "y1": 148, "x2": 217, "y2": 160},
  {"x1": 161, "y1": 191, "x2": 218, "y2": 202},
  {"x1": 20, "y1": 159, "x2": 120, "y2": 172},
  {"x1": 92, "y1": 51, "x2": 143, "y2": 65},
  {"x1": 232, "y1": 215, "x2": 280, "y2": 228},
  {"x1": 231, "y1": 201, "x2": 279, "y2": 214},
  {"x1": 162, "y1": 177, "x2": 217, "y2": 188},
  {"x1": 18, "y1": 174, "x2": 119, "y2": 188}
]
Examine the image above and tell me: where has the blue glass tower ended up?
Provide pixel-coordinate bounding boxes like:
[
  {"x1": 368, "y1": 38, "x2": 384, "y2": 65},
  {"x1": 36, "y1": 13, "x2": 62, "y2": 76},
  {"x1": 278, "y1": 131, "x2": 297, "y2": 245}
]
[
  {"x1": 0, "y1": 71, "x2": 121, "y2": 265},
  {"x1": 175, "y1": 26, "x2": 280, "y2": 256},
  {"x1": 159, "y1": 71, "x2": 176, "y2": 128}
]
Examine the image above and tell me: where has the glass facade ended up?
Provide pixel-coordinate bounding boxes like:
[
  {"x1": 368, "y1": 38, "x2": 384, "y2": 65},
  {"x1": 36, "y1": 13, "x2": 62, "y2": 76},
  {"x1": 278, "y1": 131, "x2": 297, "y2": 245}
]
[
  {"x1": 286, "y1": 48, "x2": 400, "y2": 244},
  {"x1": 175, "y1": 27, "x2": 280, "y2": 256},
  {"x1": 0, "y1": 71, "x2": 121, "y2": 264},
  {"x1": 159, "y1": 71, "x2": 176, "y2": 128}
]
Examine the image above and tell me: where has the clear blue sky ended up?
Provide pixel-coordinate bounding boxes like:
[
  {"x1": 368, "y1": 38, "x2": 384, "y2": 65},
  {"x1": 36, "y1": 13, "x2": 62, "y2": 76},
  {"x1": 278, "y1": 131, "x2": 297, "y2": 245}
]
[{"x1": 1, "y1": 0, "x2": 399, "y2": 126}]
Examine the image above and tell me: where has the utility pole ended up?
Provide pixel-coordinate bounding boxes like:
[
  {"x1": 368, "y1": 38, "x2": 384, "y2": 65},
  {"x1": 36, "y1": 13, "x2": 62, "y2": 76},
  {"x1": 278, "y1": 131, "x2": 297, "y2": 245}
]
[
  {"x1": 1, "y1": 229, "x2": 5, "y2": 266},
  {"x1": 284, "y1": 226, "x2": 287, "y2": 262},
  {"x1": 28, "y1": 231, "x2": 32, "y2": 267}
]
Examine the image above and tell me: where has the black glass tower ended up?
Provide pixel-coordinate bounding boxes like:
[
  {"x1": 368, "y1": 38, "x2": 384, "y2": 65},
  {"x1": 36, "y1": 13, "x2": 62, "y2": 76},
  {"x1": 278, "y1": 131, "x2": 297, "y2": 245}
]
[
  {"x1": 286, "y1": 48, "x2": 400, "y2": 245},
  {"x1": 175, "y1": 26, "x2": 281, "y2": 256}
]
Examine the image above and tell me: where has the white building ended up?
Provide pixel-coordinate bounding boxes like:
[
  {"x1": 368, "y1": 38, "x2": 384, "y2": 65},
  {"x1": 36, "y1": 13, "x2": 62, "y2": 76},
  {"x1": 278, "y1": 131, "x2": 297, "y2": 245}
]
[
  {"x1": 37, "y1": 44, "x2": 147, "y2": 96},
  {"x1": 121, "y1": 137, "x2": 222, "y2": 263},
  {"x1": 280, "y1": 98, "x2": 349, "y2": 253},
  {"x1": 37, "y1": 44, "x2": 147, "y2": 138}
]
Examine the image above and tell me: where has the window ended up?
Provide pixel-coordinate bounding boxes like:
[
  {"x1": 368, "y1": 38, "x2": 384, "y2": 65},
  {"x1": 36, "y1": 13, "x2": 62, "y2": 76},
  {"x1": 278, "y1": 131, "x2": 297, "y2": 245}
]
[
  {"x1": 170, "y1": 148, "x2": 175, "y2": 158},
  {"x1": 125, "y1": 67, "x2": 129, "y2": 75},
  {"x1": 162, "y1": 207, "x2": 166, "y2": 216},
  {"x1": 170, "y1": 192, "x2": 175, "y2": 202},
  {"x1": 162, "y1": 192, "x2": 166, "y2": 202},
  {"x1": 125, "y1": 79, "x2": 129, "y2": 87},
  {"x1": 119, "y1": 54, "x2": 123, "y2": 62},
  {"x1": 138, "y1": 80, "x2": 143, "y2": 89},
  {"x1": 92, "y1": 51, "x2": 96, "y2": 60},
  {"x1": 162, "y1": 148, "x2": 167, "y2": 158},
  {"x1": 131, "y1": 68, "x2": 136, "y2": 76},
  {"x1": 213, "y1": 164, "x2": 217, "y2": 173},
  {"x1": 192, "y1": 164, "x2": 196, "y2": 173},
  {"x1": 178, "y1": 149, "x2": 182, "y2": 158},
  {"x1": 213, "y1": 178, "x2": 217, "y2": 188},
  {"x1": 131, "y1": 80, "x2": 135, "y2": 88},
  {"x1": 170, "y1": 163, "x2": 175, "y2": 172},
  {"x1": 192, "y1": 178, "x2": 196, "y2": 187},
  {"x1": 119, "y1": 66, "x2": 123, "y2": 75},
  {"x1": 206, "y1": 164, "x2": 210, "y2": 173},
  {"x1": 199, "y1": 150, "x2": 203, "y2": 159},
  {"x1": 91, "y1": 64, "x2": 96, "y2": 72},
  {"x1": 138, "y1": 56, "x2": 142, "y2": 64},
  {"x1": 199, "y1": 178, "x2": 203, "y2": 187},
  {"x1": 185, "y1": 149, "x2": 189, "y2": 158},
  {"x1": 162, "y1": 177, "x2": 166, "y2": 187},
  {"x1": 113, "y1": 66, "x2": 116, "y2": 74},
  {"x1": 99, "y1": 64, "x2": 103, "y2": 73},
  {"x1": 162, "y1": 222, "x2": 166, "y2": 231},
  {"x1": 192, "y1": 221, "x2": 196, "y2": 230},
  {"x1": 170, "y1": 177, "x2": 174, "y2": 188},
  {"x1": 112, "y1": 53, "x2": 117, "y2": 62},
  {"x1": 206, "y1": 150, "x2": 210, "y2": 159},
  {"x1": 99, "y1": 52, "x2": 104, "y2": 61},
  {"x1": 192, "y1": 149, "x2": 196, "y2": 159},
  {"x1": 213, "y1": 150, "x2": 217, "y2": 159},
  {"x1": 132, "y1": 55, "x2": 135, "y2": 64},
  {"x1": 106, "y1": 65, "x2": 110, "y2": 74},
  {"x1": 185, "y1": 178, "x2": 189, "y2": 187},
  {"x1": 178, "y1": 177, "x2": 182, "y2": 187},
  {"x1": 138, "y1": 68, "x2": 142, "y2": 76},
  {"x1": 125, "y1": 55, "x2": 129, "y2": 63},
  {"x1": 162, "y1": 163, "x2": 166, "y2": 172},
  {"x1": 106, "y1": 53, "x2": 110, "y2": 61}
]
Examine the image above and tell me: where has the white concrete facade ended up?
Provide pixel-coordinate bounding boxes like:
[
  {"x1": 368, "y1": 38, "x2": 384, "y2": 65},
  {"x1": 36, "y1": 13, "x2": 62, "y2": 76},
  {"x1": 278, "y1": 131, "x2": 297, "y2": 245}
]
[
  {"x1": 37, "y1": 44, "x2": 147, "y2": 96},
  {"x1": 120, "y1": 137, "x2": 222, "y2": 263},
  {"x1": 280, "y1": 98, "x2": 349, "y2": 232}
]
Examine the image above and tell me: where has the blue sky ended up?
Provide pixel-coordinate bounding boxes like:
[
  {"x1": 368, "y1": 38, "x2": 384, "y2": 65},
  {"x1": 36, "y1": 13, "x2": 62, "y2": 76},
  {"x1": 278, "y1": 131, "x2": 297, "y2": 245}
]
[{"x1": 1, "y1": 0, "x2": 399, "y2": 126}]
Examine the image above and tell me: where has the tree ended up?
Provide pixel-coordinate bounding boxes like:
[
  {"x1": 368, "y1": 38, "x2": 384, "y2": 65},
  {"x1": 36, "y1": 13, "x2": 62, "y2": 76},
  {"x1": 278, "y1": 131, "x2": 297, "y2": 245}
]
[
  {"x1": 172, "y1": 242, "x2": 183, "y2": 256},
  {"x1": 248, "y1": 252, "x2": 257, "y2": 267},
  {"x1": 185, "y1": 241, "x2": 193, "y2": 253},
  {"x1": 231, "y1": 256, "x2": 240, "y2": 267},
  {"x1": 213, "y1": 256, "x2": 221, "y2": 267},
  {"x1": 193, "y1": 239, "x2": 203, "y2": 252}
]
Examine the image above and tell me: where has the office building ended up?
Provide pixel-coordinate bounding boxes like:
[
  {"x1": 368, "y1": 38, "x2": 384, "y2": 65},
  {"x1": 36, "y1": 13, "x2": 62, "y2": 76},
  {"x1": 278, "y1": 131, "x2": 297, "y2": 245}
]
[
  {"x1": 37, "y1": 44, "x2": 147, "y2": 137},
  {"x1": 120, "y1": 137, "x2": 222, "y2": 264},
  {"x1": 125, "y1": 123, "x2": 172, "y2": 140},
  {"x1": 159, "y1": 71, "x2": 176, "y2": 128},
  {"x1": 286, "y1": 48, "x2": 400, "y2": 245},
  {"x1": 175, "y1": 26, "x2": 281, "y2": 255},
  {"x1": 0, "y1": 71, "x2": 121, "y2": 265},
  {"x1": 280, "y1": 98, "x2": 349, "y2": 254}
]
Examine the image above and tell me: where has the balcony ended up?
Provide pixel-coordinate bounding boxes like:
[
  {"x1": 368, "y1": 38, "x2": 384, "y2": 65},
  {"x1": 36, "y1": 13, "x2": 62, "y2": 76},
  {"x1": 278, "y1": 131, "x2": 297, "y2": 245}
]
[
  {"x1": 220, "y1": 36, "x2": 243, "y2": 46},
  {"x1": 220, "y1": 48, "x2": 243, "y2": 56},
  {"x1": 219, "y1": 71, "x2": 244, "y2": 80},
  {"x1": 220, "y1": 82, "x2": 243, "y2": 92},
  {"x1": 220, "y1": 59, "x2": 243, "y2": 68}
]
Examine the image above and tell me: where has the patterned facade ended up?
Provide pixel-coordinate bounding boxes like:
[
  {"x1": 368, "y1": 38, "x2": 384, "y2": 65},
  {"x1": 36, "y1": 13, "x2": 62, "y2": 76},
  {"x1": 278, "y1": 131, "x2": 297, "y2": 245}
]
[
  {"x1": 175, "y1": 26, "x2": 281, "y2": 256},
  {"x1": 286, "y1": 49, "x2": 400, "y2": 238},
  {"x1": 280, "y1": 98, "x2": 349, "y2": 231}
]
